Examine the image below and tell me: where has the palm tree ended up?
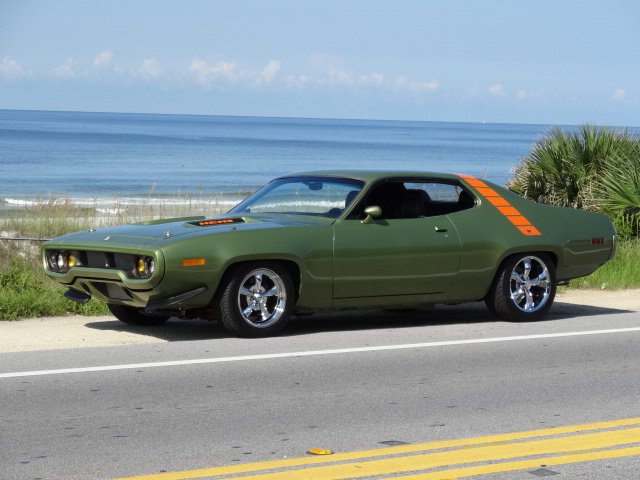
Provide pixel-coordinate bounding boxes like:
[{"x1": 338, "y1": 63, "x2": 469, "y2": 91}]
[
  {"x1": 509, "y1": 125, "x2": 640, "y2": 237},
  {"x1": 597, "y1": 142, "x2": 640, "y2": 237},
  {"x1": 509, "y1": 125, "x2": 638, "y2": 211}
]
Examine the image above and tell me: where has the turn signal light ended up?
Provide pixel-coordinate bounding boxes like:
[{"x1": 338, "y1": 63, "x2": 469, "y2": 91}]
[{"x1": 182, "y1": 258, "x2": 206, "y2": 267}]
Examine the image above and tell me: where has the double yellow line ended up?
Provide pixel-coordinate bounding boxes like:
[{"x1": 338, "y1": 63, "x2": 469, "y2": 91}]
[{"x1": 118, "y1": 417, "x2": 640, "y2": 480}]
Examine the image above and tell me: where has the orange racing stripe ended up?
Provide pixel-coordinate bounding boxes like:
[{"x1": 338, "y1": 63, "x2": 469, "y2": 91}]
[{"x1": 456, "y1": 174, "x2": 541, "y2": 236}]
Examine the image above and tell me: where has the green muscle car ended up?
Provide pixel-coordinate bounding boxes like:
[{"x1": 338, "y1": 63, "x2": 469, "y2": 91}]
[{"x1": 42, "y1": 171, "x2": 616, "y2": 337}]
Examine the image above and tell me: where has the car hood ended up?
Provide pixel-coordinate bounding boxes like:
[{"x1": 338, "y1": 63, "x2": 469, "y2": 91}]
[{"x1": 46, "y1": 214, "x2": 333, "y2": 248}]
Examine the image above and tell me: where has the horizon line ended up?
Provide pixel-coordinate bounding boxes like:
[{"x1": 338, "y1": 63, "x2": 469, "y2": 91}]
[{"x1": 0, "y1": 107, "x2": 602, "y2": 129}]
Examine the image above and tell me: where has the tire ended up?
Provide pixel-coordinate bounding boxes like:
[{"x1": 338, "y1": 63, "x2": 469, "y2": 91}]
[
  {"x1": 217, "y1": 262, "x2": 295, "y2": 337},
  {"x1": 486, "y1": 253, "x2": 556, "y2": 322},
  {"x1": 107, "y1": 304, "x2": 169, "y2": 326}
]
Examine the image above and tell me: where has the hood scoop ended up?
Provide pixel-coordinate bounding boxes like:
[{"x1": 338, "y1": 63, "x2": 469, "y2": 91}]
[{"x1": 190, "y1": 218, "x2": 245, "y2": 227}]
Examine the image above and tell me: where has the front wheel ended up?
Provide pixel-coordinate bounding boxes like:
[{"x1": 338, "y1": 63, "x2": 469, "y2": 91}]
[
  {"x1": 486, "y1": 253, "x2": 556, "y2": 322},
  {"x1": 217, "y1": 262, "x2": 295, "y2": 337},
  {"x1": 107, "y1": 304, "x2": 170, "y2": 326}
]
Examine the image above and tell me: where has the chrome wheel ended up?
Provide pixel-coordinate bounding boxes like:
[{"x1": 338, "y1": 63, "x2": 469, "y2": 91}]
[
  {"x1": 509, "y1": 255, "x2": 551, "y2": 313},
  {"x1": 237, "y1": 268, "x2": 287, "y2": 328}
]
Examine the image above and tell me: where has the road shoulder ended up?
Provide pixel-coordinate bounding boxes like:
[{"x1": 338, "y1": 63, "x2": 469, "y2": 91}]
[{"x1": 1, "y1": 289, "x2": 638, "y2": 353}]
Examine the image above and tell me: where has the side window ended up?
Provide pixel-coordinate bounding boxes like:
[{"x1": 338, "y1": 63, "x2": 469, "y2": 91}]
[
  {"x1": 347, "y1": 181, "x2": 407, "y2": 220},
  {"x1": 348, "y1": 179, "x2": 476, "y2": 220}
]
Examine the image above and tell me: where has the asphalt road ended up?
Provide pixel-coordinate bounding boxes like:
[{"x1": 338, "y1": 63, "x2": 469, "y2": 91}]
[{"x1": 1, "y1": 302, "x2": 640, "y2": 480}]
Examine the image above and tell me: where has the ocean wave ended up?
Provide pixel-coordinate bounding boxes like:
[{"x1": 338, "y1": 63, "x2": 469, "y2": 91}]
[{"x1": 0, "y1": 195, "x2": 244, "y2": 217}]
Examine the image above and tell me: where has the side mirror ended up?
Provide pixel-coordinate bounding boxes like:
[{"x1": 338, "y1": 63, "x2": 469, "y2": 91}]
[{"x1": 362, "y1": 205, "x2": 382, "y2": 224}]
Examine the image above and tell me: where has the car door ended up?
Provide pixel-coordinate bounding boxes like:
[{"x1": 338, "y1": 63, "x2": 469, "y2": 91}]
[{"x1": 331, "y1": 179, "x2": 463, "y2": 300}]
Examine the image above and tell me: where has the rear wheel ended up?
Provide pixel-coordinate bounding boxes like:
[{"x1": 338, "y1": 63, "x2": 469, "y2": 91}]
[
  {"x1": 486, "y1": 253, "x2": 556, "y2": 321},
  {"x1": 107, "y1": 304, "x2": 169, "y2": 326},
  {"x1": 217, "y1": 262, "x2": 295, "y2": 337}
]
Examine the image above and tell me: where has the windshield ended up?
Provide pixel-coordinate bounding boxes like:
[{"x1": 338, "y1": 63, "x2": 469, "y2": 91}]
[{"x1": 229, "y1": 176, "x2": 365, "y2": 218}]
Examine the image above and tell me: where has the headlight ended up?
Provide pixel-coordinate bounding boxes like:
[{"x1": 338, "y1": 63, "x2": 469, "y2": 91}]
[
  {"x1": 133, "y1": 256, "x2": 155, "y2": 278},
  {"x1": 67, "y1": 254, "x2": 78, "y2": 268},
  {"x1": 46, "y1": 251, "x2": 81, "y2": 273},
  {"x1": 57, "y1": 253, "x2": 67, "y2": 270}
]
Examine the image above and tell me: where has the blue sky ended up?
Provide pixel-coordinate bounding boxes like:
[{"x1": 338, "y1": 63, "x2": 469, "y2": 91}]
[{"x1": 1, "y1": 0, "x2": 639, "y2": 125}]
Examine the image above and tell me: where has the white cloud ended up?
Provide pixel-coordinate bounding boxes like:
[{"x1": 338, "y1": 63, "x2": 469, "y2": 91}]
[
  {"x1": 259, "y1": 60, "x2": 281, "y2": 83},
  {"x1": 189, "y1": 58, "x2": 239, "y2": 86},
  {"x1": 0, "y1": 52, "x2": 442, "y2": 99},
  {"x1": 0, "y1": 56, "x2": 25, "y2": 80},
  {"x1": 93, "y1": 50, "x2": 113, "y2": 67},
  {"x1": 515, "y1": 89, "x2": 528, "y2": 101},
  {"x1": 137, "y1": 57, "x2": 163, "y2": 79},
  {"x1": 52, "y1": 58, "x2": 83, "y2": 79},
  {"x1": 361, "y1": 72, "x2": 384, "y2": 86},
  {"x1": 283, "y1": 74, "x2": 315, "y2": 88},
  {"x1": 328, "y1": 68, "x2": 354, "y2": 86},
  {"x1": 612, "y1": 88, "x2": 626, "y2": 101},
  {"x1": 488, "y1": 83, "x2": 506, "y2": 96},
  {"x1": 284, "y1": 70, "x2": 436, "y2": 94},
  {"x1": 410, "y1": 80, "x2": 439, "y2": 93}
]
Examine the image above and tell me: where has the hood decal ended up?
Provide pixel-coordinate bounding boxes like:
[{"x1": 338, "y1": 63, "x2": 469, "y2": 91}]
[{"x1": 191, "y1": 218, "x2": 245, "y2": 227}]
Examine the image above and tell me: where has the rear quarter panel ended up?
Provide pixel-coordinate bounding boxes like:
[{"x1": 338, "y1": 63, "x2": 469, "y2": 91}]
[{"x1": 447, "y1": 180, "x2": 615, "y2": 301}]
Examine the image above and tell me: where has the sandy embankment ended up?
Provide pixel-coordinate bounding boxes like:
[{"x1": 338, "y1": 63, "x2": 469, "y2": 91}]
[{"x1": 0, "y1": 289, "x2": 638, "y2": 354}]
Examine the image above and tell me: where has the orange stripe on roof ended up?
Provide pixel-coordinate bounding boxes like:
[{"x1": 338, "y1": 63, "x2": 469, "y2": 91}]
[
  {"x1": 466, "y1": 179, "x2": 488, "y2": 188},
  {"x1": 475, "y1": 187, "x2": 500, "y2": 197},
  {"x1": 497, "y1": 206, "x2": 522, "y2": 216},
  {"x1": 486, "y1": 196, "x2": 511, "y2": 207},
  {"x1": 456, "y1": 173, "x2": 542, "y2": 236}
]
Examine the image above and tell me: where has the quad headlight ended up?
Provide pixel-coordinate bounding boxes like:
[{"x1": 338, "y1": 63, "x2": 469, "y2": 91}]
[
  {"x1": 46, "y1": 251, "x2": 80, "y2": 273},
  {"x1": 133, "y1": 256, "x2": 155, "y2": 278},
  {"x1": 45, "y1": 250, "x2": 156, "y2": 278}
]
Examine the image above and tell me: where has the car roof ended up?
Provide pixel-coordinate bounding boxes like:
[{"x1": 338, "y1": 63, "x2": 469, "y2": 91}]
[{"x1": 277, "y1": 170, "x2": 466, "y2": 184}]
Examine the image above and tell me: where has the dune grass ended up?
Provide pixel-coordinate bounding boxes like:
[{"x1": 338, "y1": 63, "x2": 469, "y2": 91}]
[
  {"x1": 564, "y1": 239, "x2": 640, "y2": 290},
  {"x1": 0, "y1": 256, "x2": 108, "y2": 320},
  {"x1": 0, "y1": 192, "x2": 232, "y2": 239}
]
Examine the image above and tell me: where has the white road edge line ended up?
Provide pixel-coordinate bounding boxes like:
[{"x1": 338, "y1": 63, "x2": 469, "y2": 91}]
[{"x1": 2, "y1": 326, "x2": 640, "y2": 379}]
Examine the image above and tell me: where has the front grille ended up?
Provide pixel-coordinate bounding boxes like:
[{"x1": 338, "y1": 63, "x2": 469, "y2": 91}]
[
  {"x1": 82, "y1": 251, "x2": 136, "y2": 270},
  {"x1": 45, "y1": 248, "x2": 152, "y2": 279}
]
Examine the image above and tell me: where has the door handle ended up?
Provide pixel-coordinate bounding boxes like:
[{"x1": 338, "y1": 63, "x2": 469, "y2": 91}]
[{"x1": 435, "y1": 226, "x2": 448, "y2": 233}]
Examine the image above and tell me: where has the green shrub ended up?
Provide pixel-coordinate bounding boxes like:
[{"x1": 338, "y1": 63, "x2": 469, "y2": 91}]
[
  {"x1": 596, "y1": 143, "x2": 640, "y2": 237},
  {"x1": 0, "y1": 257, "x2": 108, "y2": 320},
  {"x1": 509, "y1": 124, "x2": 640, "y2": 239}
]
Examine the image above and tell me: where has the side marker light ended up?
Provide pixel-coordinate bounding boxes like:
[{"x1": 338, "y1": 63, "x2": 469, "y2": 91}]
[{"x1": 182, "y1": 258, "x2": 206, "y2": 267}]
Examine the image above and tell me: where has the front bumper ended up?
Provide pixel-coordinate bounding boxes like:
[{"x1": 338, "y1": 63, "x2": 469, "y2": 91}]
[{"x1": 64, "y1": 284, "x2": 209, "y2": 312}]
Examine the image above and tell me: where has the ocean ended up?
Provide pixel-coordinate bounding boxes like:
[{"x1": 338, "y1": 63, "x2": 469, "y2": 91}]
[{"x1": 0, "y1": 109, "x2": 553, "y2": 210}]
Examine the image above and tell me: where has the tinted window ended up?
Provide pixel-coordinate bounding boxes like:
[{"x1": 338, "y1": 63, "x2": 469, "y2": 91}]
[{"x1": 348, "y1": 179, "x2": 476, "y2": 219}]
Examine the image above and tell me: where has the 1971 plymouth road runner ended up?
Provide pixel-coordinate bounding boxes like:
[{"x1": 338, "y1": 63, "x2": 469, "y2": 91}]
[{"x1": 42, "y1": 171, "x2": 616, "y2": 337}]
